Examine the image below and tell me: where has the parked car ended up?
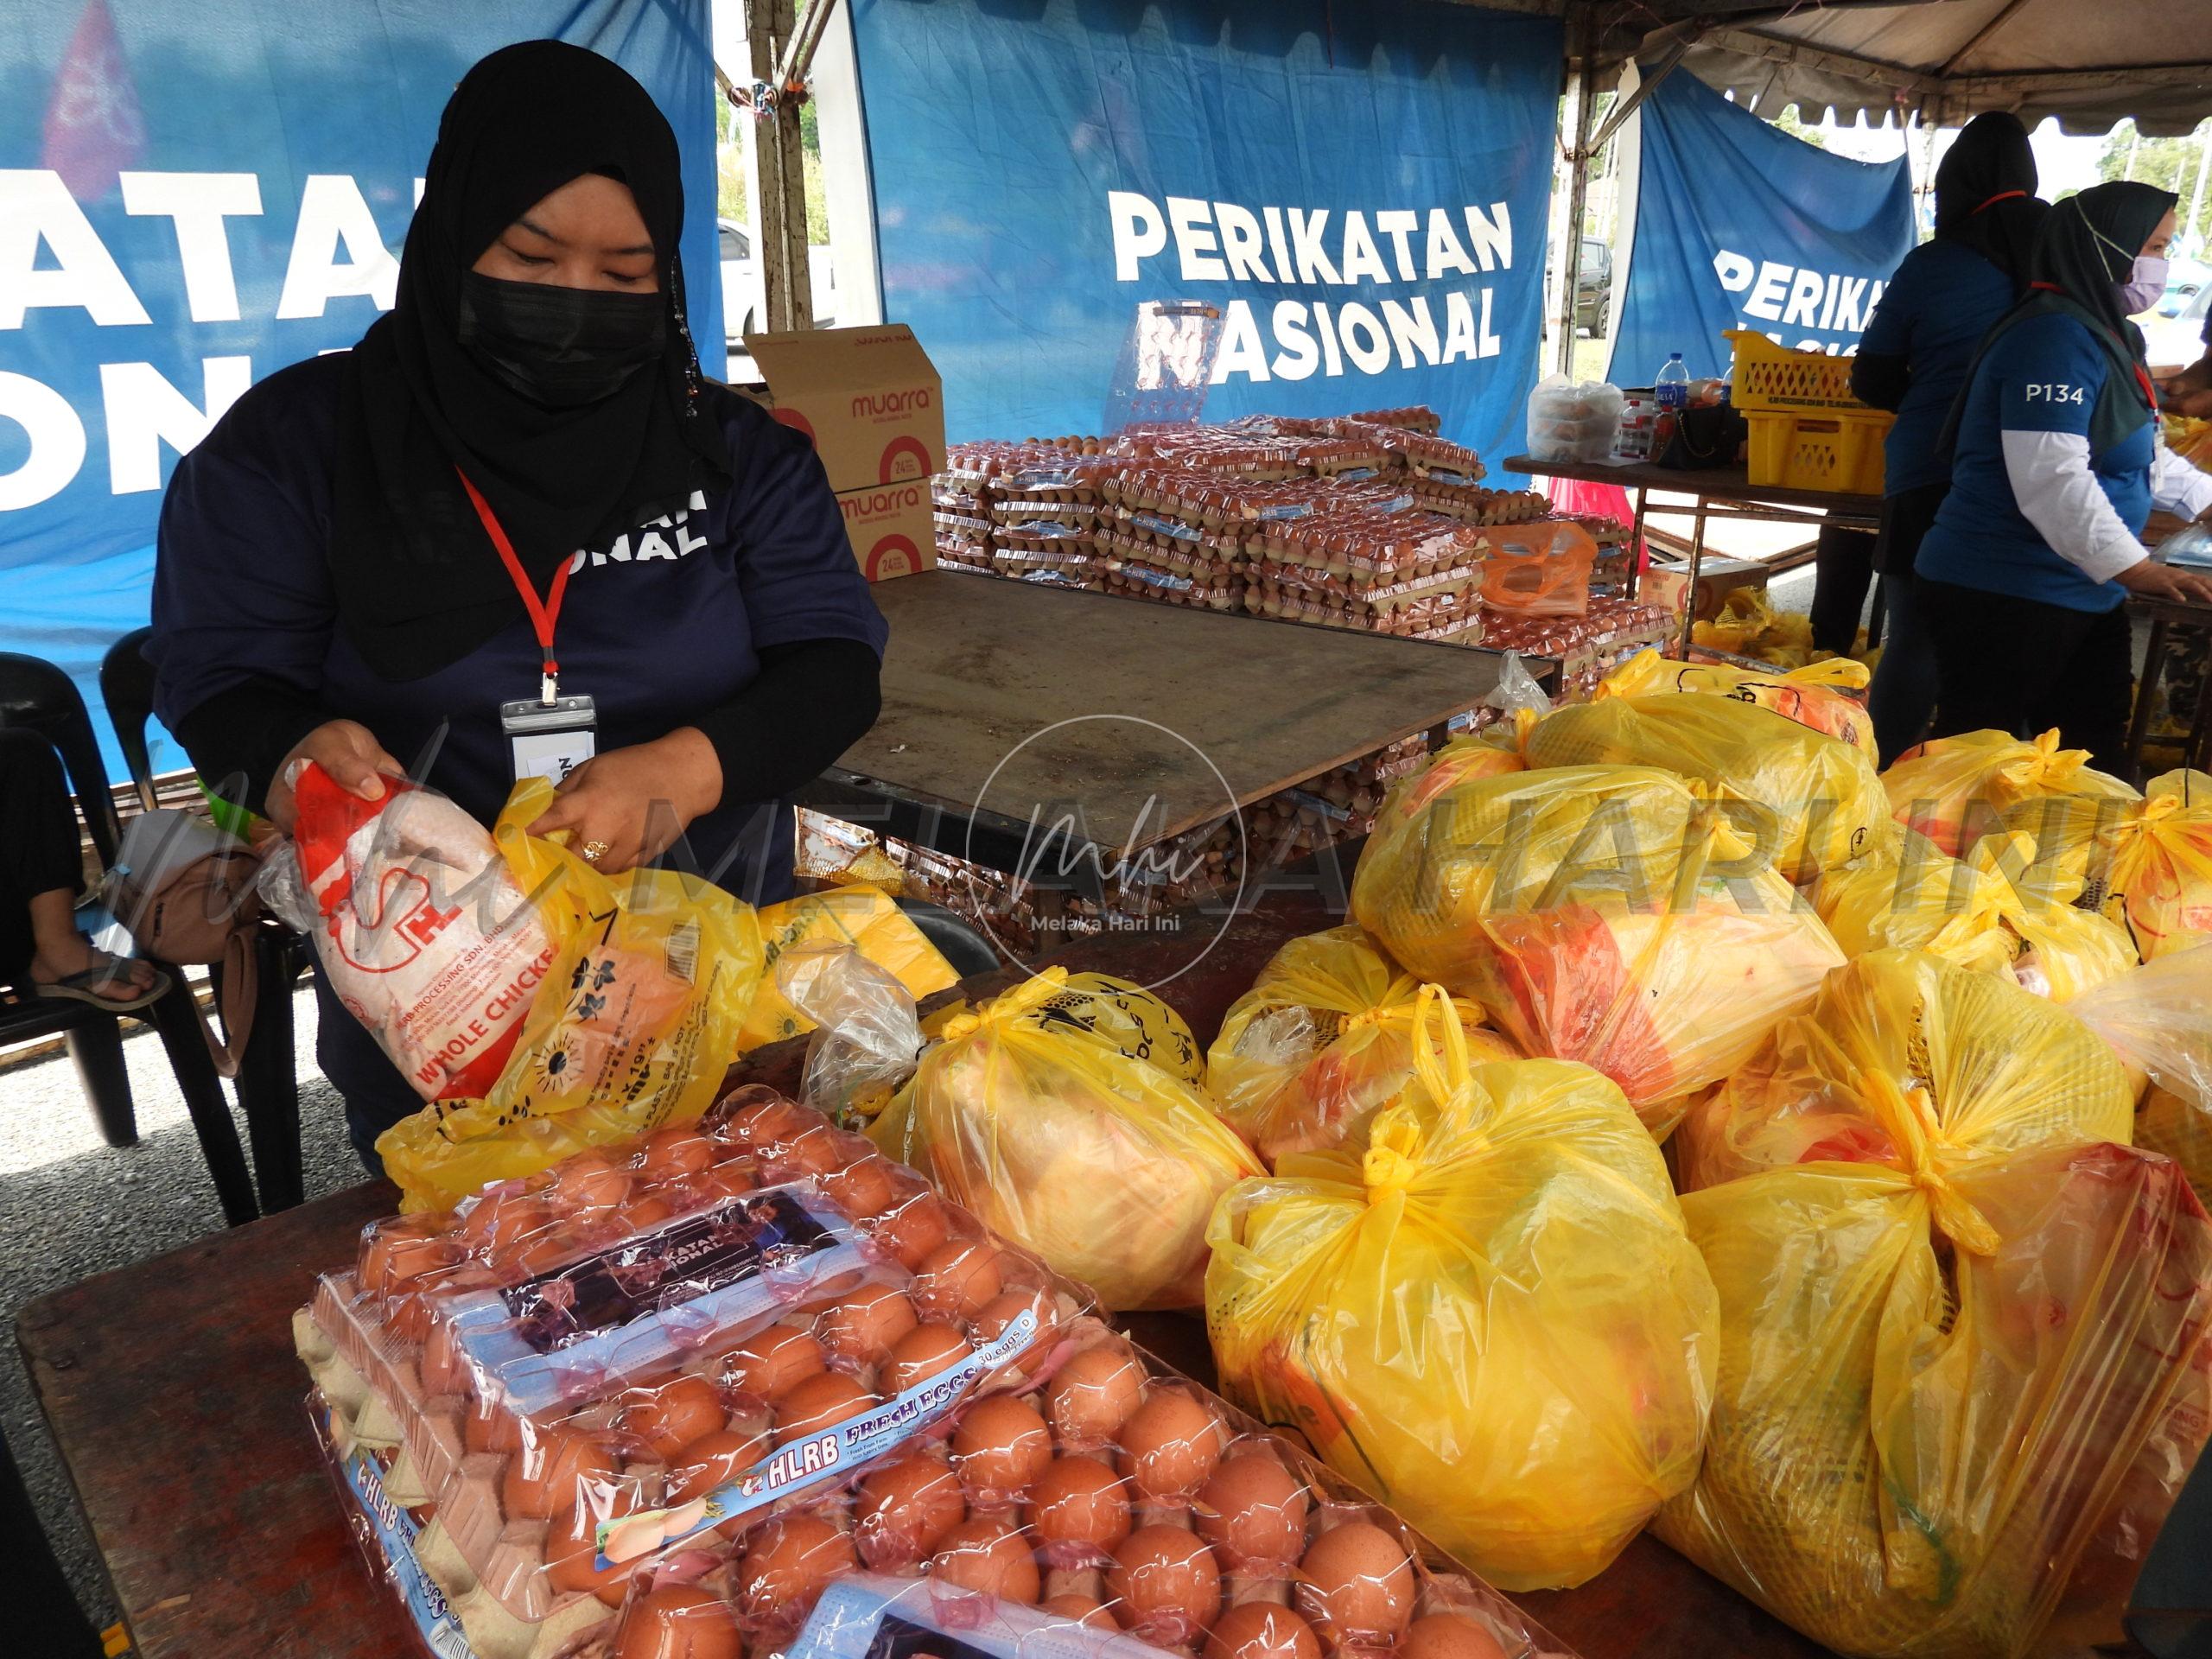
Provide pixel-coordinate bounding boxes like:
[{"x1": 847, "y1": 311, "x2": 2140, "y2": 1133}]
[
  {"x1": 2155, "y1": 257, "x2": 2208, "y2": 319},
  {"x1": 2144, "y1": 280, "x2": 2210, "y2": 372},
  {"x1": 720, "y1": 215, "x2": 838, "y2": 345},
  {"x1": 1576, "y1": 238, "x2": 1613, "y2": 337}
]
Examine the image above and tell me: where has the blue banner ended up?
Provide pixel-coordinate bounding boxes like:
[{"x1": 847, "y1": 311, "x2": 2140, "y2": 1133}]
[
  {"x1": 1610, "y1": 69, "x2": 1913, "y2": 385},
  {"x1": 849, "y1": 0, "x2": 1560, "y2": 458},
  {"x1": 0, "y1": 0, "x2": 721, "y2": 783}
]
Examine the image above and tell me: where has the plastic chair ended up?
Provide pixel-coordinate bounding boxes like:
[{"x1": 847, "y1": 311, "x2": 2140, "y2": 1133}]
[
  {"x1": 0, "y1": 652, "x2": 257, "y2": 1226},
  {"x1": 98, "y1": 633, "x2": 309, "y2": 1213}
]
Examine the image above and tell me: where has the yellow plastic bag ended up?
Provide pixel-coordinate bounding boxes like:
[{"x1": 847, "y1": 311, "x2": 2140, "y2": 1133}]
[
  {"x1": 1884, "y1": 728, "x2": 2139, "y2": 871},
  {"x1": 1810, "y1": 833, "x2": 2020, "y2": 978},
  {"x1": 871, "y1": 968, "x2": 1260, "y2": 1310},
  {"x1": 1206, "y1": 990, "x2": 1719, "y2": 1592},
  {"x1": 1362, "y1": 732, "x2": 1526, "y2": 861},
  {"x1": 2097, "y1": 772, "x2": 2212, "y2": 962},
  {"x1": 1524, "y1": 689, "x2": 1894, "y2": 882},
  {"x1": 1675, "y1": 949, "x2": 2134, "y2": 1192},
  {"x1": 738, "y1": 885, "x2": 958, "y2": 1052},
  {"x1": 376, "y1": 778, "x2": 765, "y2": 1213},
  {"x1": 1352, "y1": 763, "x2": 1843, "y2": 1132},
  {"x1": 2072, "y1": 947, "x2": 2212, "y2": 1198},
  {"x1": 1206, "y1": 926, "x2": 1516, "y2": 1165},
  {"x1": 1657, "y1": 957, "x2": 2212, "y2": 1658},
  {"x1": 1603, "y1": 647, "x2": 1877, "y2": 760}
]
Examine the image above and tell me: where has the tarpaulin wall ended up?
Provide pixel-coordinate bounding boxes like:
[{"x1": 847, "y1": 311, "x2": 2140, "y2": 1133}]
[
  {"x1": 848, "y1": 0, "x2": 1562, "y2": 457},
  {"x1": 0, "y1": 0, "x2": 721, "y2": 784},
  {"x1": 1608, "y1": 67, "x2": 1913, "y2": 385}
]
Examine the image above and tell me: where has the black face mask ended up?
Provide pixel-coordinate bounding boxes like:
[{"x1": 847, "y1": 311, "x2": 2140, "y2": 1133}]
[{"x1": 456, "y1": 270, "x2": 667, "y2": 406}]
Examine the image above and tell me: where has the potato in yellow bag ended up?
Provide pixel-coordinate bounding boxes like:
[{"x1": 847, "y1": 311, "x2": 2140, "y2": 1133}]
[
  {"x1": 1657, "y1": 956, "x2": 2211, "y2": 1659},
  {"x1": 1603, "y1": 646, "x2": 1876, "y2": 759},
  {"x1": 1207, "y1": 990, "x2": 1719, "y2": 1592},
  {"x1": 2097, "y1": 771, "x2": 2212, "y2": 962},
  {"x1": 1523, "y1": 688, "x2": 1893, "y2": 882},
  {"x1": 1884, "y1": 728, "x2": 2138, "y2": 876},
  {"x1": 376, "y1": 777, "x2": 765, "y2": 1213},
  {"x1": 738, "y1": 884, "x2": 958, "y2": 1051},
  {"x1": 872, "y1": 968, "x2": 1256, "y2": 1310},
  {"x1": 1206, "y1": 925, "x2": 1516, "y2": 1165}
]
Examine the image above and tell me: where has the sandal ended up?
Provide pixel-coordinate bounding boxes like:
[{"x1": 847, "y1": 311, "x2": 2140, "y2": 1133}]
[{"x1": 34, "y1": 956, "x2": 173, "y2": 1014}]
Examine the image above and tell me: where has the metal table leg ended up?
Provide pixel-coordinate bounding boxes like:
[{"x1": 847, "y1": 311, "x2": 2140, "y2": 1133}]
[
  {"x1": 1628, "y1": 486, "x2": 1649, "y2": 601},
  {"x1": 2126, "y1": 614, "x2": 2171, "y2": 779},
  {"x1": 1676, "y1": 495, "x2": 1711, "y2": 658}
]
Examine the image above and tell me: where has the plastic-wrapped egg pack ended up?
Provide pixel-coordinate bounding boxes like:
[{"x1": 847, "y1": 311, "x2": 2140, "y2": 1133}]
[
  {"x1": 301, "y1": 1088, "x2": 1090, "y2": 1641},
  {"x1": 587, "y1": 1317, "x2": 1574, "y2": 1659}
]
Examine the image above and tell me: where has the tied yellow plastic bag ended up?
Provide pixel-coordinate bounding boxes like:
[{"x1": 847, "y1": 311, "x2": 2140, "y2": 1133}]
[
  {"x1": 738, "y1": 885, "x2": 958, "y2": 1052},
  {"x1": 1604, "y1": 647, "x2": 1877, "y2": 760},
  {"x1": 1523, "y1": 688, "x2": 1894, "y2": 882},
  {"x1": 1884, "y1": 728, "x2": 2139, "y2": 873},
  {"x1": 1352, "y1": 764, "x2": 1843, "y2": 1132},
  {"x1": 1656, "y1": 959, "x2": 2212, "y2": 1659},
  {"x1": 1362, "y1": 733, "x2": 1525, "y2": 861},
  {"x1": 872, "y1": 968, "x2": 1258, "y2": 1310},
  {"x1": 1206, "y1": 926, "x2": 1517, "y2": 1165},
  {"x1": 2097, "y1": 771, "x2": 2212, "y2": 961},
  {"x1": 1206, "y1": 990, "x2": 1719, "y2": 1592},
  {"x1": 1810, "y1": 833, "x2": 2021, "y2": 978},
  {"x1": 376, "y1": 778, "x2": 765, "y2": 1213},
  {"x1": 2072, "y1": 946, "x2": 2212, "y2": 1198}
]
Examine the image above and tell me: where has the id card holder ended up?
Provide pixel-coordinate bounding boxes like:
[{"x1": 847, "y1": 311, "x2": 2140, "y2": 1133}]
[{"x1": 501, "y1": 694, "x2": 598, "y2": 785}]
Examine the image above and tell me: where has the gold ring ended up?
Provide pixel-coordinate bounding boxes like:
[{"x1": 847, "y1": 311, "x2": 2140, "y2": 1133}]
[{"x1": 580, "y1": 840, "x2": 611, "y2": 865}]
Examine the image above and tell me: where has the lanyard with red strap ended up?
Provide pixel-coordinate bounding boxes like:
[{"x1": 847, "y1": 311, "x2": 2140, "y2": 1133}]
[
  {"x1": 2026, "y1": 282, "x2": 2161, "y2": 411},
  {"x1": 455, "y1": 467, "x2": 574, "y2": 706}
]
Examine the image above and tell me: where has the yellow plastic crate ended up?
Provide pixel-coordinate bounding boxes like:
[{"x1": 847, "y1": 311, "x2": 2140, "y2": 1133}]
[
  {"x1": 1745, "y1": 407, "x2": 1891, "y2": 495},
  {"x1": 1726, "y1": 328, "x2": 1872, "y2": 413}
]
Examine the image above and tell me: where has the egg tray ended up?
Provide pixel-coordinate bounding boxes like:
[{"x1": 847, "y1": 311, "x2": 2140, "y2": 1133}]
[
  {"x1": 1247, "y1": 512, "x2": 1479, "y2": 582},
  {"x1": 305, "y1": 1092, "x2": 1095, "y2": 1625},
  {"x1": 573, "y1": 1313, "x2": 1579, "y2": 1659},
  {"x1": 1340, "y1": 405, "x2": 1444, "y2": 435}
]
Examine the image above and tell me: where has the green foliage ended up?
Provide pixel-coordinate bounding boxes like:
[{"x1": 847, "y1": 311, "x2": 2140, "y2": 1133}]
[{"x1": 1773, "y1": 105, "x2": 1827, "y2": 150}]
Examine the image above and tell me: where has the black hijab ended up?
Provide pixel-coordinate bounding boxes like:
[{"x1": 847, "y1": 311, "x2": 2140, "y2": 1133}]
[
  {"x1": 1933, "y1": 111, "x2": 2045, "y2": 294},
  {"x1": 331, "y1": 40, "x2": 732, "y2": 681}
]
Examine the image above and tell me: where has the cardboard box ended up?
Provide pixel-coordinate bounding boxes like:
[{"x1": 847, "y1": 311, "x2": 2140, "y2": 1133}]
[
  {"x1": 836, "y1": 478, "x2": 935, "y2": 582},
  {"x1": 747, "y1": 323, "x2": 944, "y2": 491},
  {"x1": 1642, "y1": 557, "x2": 1768, "y2": 620}
]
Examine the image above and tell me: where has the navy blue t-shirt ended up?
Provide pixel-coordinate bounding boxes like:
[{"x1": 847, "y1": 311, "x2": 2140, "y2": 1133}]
[
  {"x1": 1916, "y1": 311, "x2": 2152, "y2": 614},
  {"x1": 1856, "y1": 239, "x2": 2016, "y2": 497},
  {"x1": 149, "y1": 353, "x2": 887, "y2": 902}
]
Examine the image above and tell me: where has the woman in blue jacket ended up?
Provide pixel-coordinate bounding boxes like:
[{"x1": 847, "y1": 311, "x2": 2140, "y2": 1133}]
[
  {"x1": 1916, "y1": 181, "x2": 2212, "y2": 772},
  {"x1": 1848, "y1": 112, "x2": 2046, "y2": 760}
]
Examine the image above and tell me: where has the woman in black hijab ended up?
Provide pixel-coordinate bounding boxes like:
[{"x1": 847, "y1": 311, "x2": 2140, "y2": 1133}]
[
  {"x1": 1823, "y1": 112, "x2": 2050, "y2": 760},
  {"x1": 150, "y1": 41, "x2": 887, "y2": 1165},
  {"x1": 1914, "y1": 181, "x2": 2212, "y2": 772}
]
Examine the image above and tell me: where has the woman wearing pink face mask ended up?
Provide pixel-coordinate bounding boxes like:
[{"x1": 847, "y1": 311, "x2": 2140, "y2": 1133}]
[{"x1": 1915, "y1": 181, "x2": 2212, "y2": 775}]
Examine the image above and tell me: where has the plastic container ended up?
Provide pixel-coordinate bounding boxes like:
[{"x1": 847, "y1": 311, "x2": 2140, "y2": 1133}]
[
  {"x1": 1725, "y1": 328, "x2": 1867, "y2": 412},
  {"x1": 1744, "y1": 408, "x2": 1890, "y2": 494},
  {"x1": 1525, "y1": 378, "x2": 1626, "y2": 464},
  {"x1": 1611, "y1": 390, "x2": 1656, "y2": 461}
]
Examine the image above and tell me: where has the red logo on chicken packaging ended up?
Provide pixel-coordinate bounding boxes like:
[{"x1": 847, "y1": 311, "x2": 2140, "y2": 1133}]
[
  {"x1": 879, "y1": 434, "x2": 934, "y2": 483},
  {"x1": 771, "y1": 405, "x2": 817, "y2": 444},
  {"x1": 864, "y1": 535, "x2": 921, "y2": 580},
  {"x1": 338, "y1": 868, "x2": 461, "y2": 974},
  {"x1": 849, "y1": 386, "x2": 932, "y2": 419}
]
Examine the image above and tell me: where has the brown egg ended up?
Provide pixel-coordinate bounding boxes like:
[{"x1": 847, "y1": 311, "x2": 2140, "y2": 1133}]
[
  {"x1": 930, "y1": 1519, "x2": 1041, "y2": 1604},
  {"x1": 619, "y1": 1376, "x2": 728, "y2": 1459},
  {"x1": 737, "y1": 1515, "x2": 855, "y2": 1622},
  {"x1": 818, "y1": 1285, "x2": 920, "y2": 1363},
  {"x1": 1195, "y1": 1454, "x2": 1310, "y2": 1569},
  {"x1": 716, "y1": 1323, "x2": 823, "y2": 1401},
  {"x1": 360, "y1": 1219, "x2": 456, "y2": 1299},
  {"x1": 640, "y1": 1127, "x2": 717, "y2": 1183},
  {"x1": 1026, "y1": 1455, "x2": 1132, "y2": 1555},
  {"x1": 952, "y1": 1395, "x2": 1054, "y2": 1503},
  {"x1": 882, "y1": 1323, "x2": 972, "y2": 1393},
  {"x1": 457, "y1": 1192, "x2": 544, "y2": 1256},
  {"x1": 502, "y1": 1423, "x2": 620, "y2": 1520},
  {"x1": 720, "y1": 1094, "x2": 821, "y2": 1152},
  {"x1": 1399, "y1": 1613, "x2": 1510, "y2": 1659},
  {"x1": 855, "y1": 1453, "x2": 968, "y2": 1569},
  {"x1": 667, "y1": 1426, "x2": 770, "y2": 1505},
  {"x1": 1046, "y1": 1344, "x2": 1146, "y2": 1448},
  {"x1": 551, "y1": 1151, "x2": 632, "y2": 1216},
  {"x1": 872, "y1": 1194, "x2": 950, "y2": 1271},
  {"x1": 971, "y1": 1288, "x2": 1056, "y2": 1345},
  {"x1": 1205, "y1": 1603, "x2": 1323, "y2": 1659},
  {"x1": 913, "y1": 1240, "x2": 1006, "y2": 1319},
  {"x1": 774, "y1": 1370, "x2": 879, "y2": 1444},
  {"x1": 1106, "y1": 1524, "x2": 1223, "y2": 1644},
  {"x1": 545, "y1": 1503, "x2": 642, "y2": 1606},
  {"x1": 619, "y1": 1193, "x2": 676, "y2": 1232},
  {"x1": 501, "y1": 1221, "x2": 580, "y2": 1277},
  {"x1": 1039, "y1": 1594, "x2": 1116, "y2": 1630},
  {"x1": 462, "y1": 1394, "x2": 524, "y2": 1456},
  {"x1": 1120, "y1": 1390, "x2": 1226, "y2": 1502},
  {"x1": 615, "y1": 1582, "x2": 743, "y2": 1659},
  {"x1": 1294, "y1": 1523, "x2": 1415, "y2": 1643},
  {"x1": 771, "y1": 1122, "x2": 857, "y2": 1179},
  {"x1": 822, "y1": 1155, "x2": 902, "y2": 1219}
]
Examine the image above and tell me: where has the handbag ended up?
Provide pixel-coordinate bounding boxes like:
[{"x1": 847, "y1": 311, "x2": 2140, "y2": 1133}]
[
  {"x1": 103, "y1": 810, "x2": 264, "y2": 1077},
  {"x1": 1656, "y1": 404, "x2": 1749, "y2": 470}
]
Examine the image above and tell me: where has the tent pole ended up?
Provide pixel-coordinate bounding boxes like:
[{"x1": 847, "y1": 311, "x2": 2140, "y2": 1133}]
[
  {"x1": 747, "y1": 0, "x2": 816, "y2": 331},
  {"x1": 1550, "y1": 3, "x2": 1598, "y2": 376}
]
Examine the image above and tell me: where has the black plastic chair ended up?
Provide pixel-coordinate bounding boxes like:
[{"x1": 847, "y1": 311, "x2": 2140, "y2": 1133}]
[
  {"x1": 0, "y1": 652, "x2": 257, "y2": 1226},
  {"x1": 98, "y1": 632, "x2": 308, "y2": 1213},
  {"x1": 897, "y1": 900, "x2": 1001, "y2": 977}
]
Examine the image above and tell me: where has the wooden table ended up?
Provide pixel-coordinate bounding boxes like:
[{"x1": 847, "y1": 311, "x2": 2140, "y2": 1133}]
[
  {"x1": 798, "y1": 571, "x2": 1554, "y2": 879},
  {"x1": 1501, "y1": 455, "x2": 1882, "y2": 656},
  {"x1": 16, "y1": 880, "x2": 1827, "y2": 1659}
]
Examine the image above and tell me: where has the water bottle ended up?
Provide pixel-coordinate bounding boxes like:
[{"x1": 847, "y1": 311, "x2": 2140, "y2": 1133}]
[{"x1": 1653, "y1": 353, "x2": 1690, "y2": 454}]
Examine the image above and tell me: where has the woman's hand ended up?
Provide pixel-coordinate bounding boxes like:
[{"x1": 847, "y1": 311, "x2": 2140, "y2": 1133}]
[
  {"x1": 2117, "y1": 559, "x2": 2212, "y2": 607},
  {"x1": 526, "y1": 729, "x2": 723, "y2": 874},
  {"x1": 266, "y1": 719, "x2": 404, "y2": 833}
]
